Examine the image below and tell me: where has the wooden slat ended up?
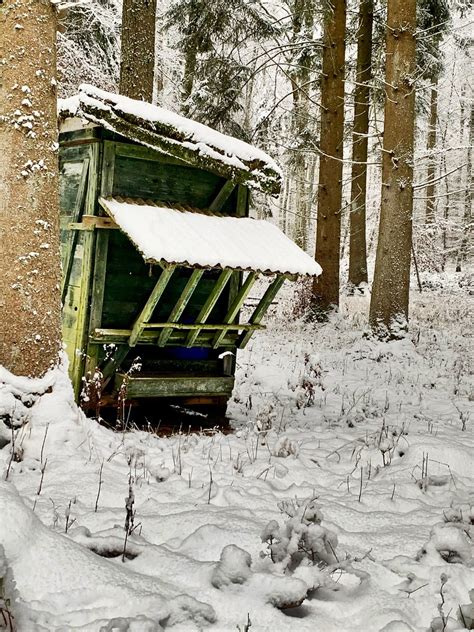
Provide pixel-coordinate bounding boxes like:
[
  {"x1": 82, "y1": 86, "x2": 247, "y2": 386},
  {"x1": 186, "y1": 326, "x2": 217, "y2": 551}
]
[
  {"x1": 128, "y1": 266, "x2": 175, "y2": 347},
  {"x1": 238, "y1": 277, "x2": 285, "y2": 349},
  {"x1": 61, "y1": 158, "x2": 89, "y2": 302},
  {"x1": 70, "y1": 143, "x2": 100, "y2": 398},
  {"x1": 157, "y1": 269, "x2": 205, "y2": 347},
  {"x1": 101, "y1": 141, "x2": 116, "y2": 196},
  {"x1": 212, "y1": 271, "x2": 258, "y2": 348},
  {"x1": 185, "y1": 269, "x2": 233, "y2": 347},
  {"x1": 209, "y1": 180, "x2": 235, "y2": 211},
  {"x1": 86, "y1": 230, "x2": 110, "y2": 374},
  {"x1": 114, "y1": 373, "x2": 235, "y2": 398},
  {"x1": 69, "y1": 215, "x2": 119, "y2": 230}
]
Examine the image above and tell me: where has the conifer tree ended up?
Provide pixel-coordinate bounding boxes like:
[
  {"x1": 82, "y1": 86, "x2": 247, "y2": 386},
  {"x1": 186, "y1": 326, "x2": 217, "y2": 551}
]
[
  {"x1": 369, "y1": 0, "x2": 417, "y2": 336},
  {"x1": 312, "y1": 0, "x2": 346, "y2": 311}
]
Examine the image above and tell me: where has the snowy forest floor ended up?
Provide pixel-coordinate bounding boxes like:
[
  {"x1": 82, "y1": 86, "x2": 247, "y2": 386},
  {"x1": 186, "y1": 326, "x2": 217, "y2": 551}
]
[{"x1": 0, "y1": 273, "x2": 473, "y2": 632}]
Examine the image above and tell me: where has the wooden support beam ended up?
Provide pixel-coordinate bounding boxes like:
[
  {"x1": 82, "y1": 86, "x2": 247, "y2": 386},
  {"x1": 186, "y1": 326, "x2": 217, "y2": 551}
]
[
  {"x1": 92, "y1": 323, "x2": 263, "y2": 344},
  {"x1": 209, "y1": 180, "x2": 235, "y2": 211},
  {"x1": 114, "y1": 373, "x2": 235, "y2": 398},
  {"x1": 185, "y1": 269, "x2": 233, "y2": 347},
  {"x1": 158, "y1": 268, "x2": 205, "y2": 347},
  {"x1": 128, "y1": 266, "x2": 175, "y2": 347},
  {"x1": 212, "y1": 271, "x2": 258, "y2": 348},
  {"x1": 68, "y1": 216, "x2": 119, "y2": 230},
  {"x1": 61, "y1": 158, "x2": 89, "y2": 303},
  {"x1": 101, "y1": 345, "x2": 131, "y2": 383},
  {"x1": 238, "y1": 276, "x2": 285, "y2": 349}
]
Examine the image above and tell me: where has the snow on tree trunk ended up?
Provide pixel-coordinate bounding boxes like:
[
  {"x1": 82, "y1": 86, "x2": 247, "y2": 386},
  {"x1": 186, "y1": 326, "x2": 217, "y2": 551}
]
[
  {"x1": 348, "y1": 0, "x2": 373, "y2": 288},
  {"x1": 425, "y1": 79, "x2": 439, "y2": 225},
  {"x1": 120, "y1": 0, "x2": 157, "y2": 102},
  {"x1": 369, "y1": 0, "x2": 417, "y2": 336},
  {"x1": 0, "y1": 0, "x2": 62, "y2": 377},
  {"x1": 312, "y1": 0, "x2": 346, "y2": 311}
]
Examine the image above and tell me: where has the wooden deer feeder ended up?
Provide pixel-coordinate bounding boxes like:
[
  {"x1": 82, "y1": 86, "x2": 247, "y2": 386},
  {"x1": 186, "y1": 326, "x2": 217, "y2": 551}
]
[{"x1": 58, "y1": 85, "x2": 321, "y2": 413}]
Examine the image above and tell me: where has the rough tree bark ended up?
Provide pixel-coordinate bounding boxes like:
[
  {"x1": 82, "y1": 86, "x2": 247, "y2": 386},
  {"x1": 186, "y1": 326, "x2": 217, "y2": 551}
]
[
  {"x1": 456, "y1": 100, "x2": 473, "y2": 271},
  {"x1": 120, "y1": 0, "x2": 157, "y2": 101},
  {"x1": 348, "y1": 0, "x2": 373, "y2": 288},
  {"x1": 425, "y1": 78, "x2": 438, "y2": 225},
  {"x1": 0, "y1": 0, "x2": 62, "y2": 377},
  {"x1": 290, "y1": 0, "x2": 315, "y2": 251},
  {"x1": 369, "y1": 0, "x2": 417, "y2": 336},
  {"x1": 312, "y1": 0, "x2": 346, "y2": 310}
]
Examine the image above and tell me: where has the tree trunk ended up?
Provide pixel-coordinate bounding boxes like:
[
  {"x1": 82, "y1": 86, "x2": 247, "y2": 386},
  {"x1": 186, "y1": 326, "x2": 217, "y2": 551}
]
[
  {"x1": 0, "y1": 0, "x2": 62, "y2": 377},
  {"x1": 290, "y1": 0, "x2": 315, "y2": 251},
  {"x1": 348, "y1": 0, "x2": 373, "y2": 288},
  {"x1": 120, "y1": 0, "x2": 156, "y2": 101},
  {"x1": 182, "y1": 45, "x2": 198, "y2": 106},
  {"x1": 456, "y1": 101, "x2": 473, "y2": 272},
  {"x1": 425, "y1": 79, "x2": 438, "y2": 224},
  {"x1": 312, "y1": 0, "x2": 346, "y2": 310},
  {"x1": 369, "y1": 0, "x2": 417, "y2": 336}
]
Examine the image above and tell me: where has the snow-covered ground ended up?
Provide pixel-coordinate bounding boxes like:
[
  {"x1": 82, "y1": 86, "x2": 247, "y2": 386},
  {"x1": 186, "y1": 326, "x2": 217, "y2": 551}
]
[{"x1": 1, "y1": 276, "x2": 473, "y2": 631}]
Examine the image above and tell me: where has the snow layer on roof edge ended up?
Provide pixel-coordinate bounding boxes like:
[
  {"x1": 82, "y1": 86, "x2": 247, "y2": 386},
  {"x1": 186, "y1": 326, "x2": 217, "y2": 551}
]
[
  {"x1": 58, "y1": 85, "x2": 282, "y2": 193},
  {"x1": 101, "y1": 198, "x2": 322, "y2": 277}
]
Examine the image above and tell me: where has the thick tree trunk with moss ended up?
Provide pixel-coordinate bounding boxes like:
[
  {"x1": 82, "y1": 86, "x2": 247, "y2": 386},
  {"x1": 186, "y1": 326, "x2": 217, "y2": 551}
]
[
  {"x1": 425, "y1": 79, "x2": 438, "y2": 225},
  {"x1": 348, "y1": 0, "x2": 373, "y2": 288},
  {"x1": 369, "y1": 0, "x2": 417, "y2": 336},
  {"x1": 0, "y1": 0, "x2": 62, "y2": 377},
  {"x1": 312, "y1": 0, "x2": 346, "y2": 310},
  {"x1": 120, "y1": 0, "x2": 156, "y2": 101}
]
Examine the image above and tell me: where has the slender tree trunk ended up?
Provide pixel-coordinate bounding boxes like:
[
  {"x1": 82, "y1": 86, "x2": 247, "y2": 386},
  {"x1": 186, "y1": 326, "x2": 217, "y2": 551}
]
[
  {"x1": 0, "y1": 0, "x2": 62, "y2": 377},
  {"x1": 120, "y1": 0, "x2": 157, "y2": 101},
  {"x1": 182, "y1": 45, "x2": 197, "y2": 105},
  {"x1": 425, "y1": 78, "x2": 439, "y2": 224},
  {"x1": 456, "y1": 101, "x2": 473, "y2": 272},
  {"x1": 369, "y1": 0, "x2": 417, "y2": 336},
  {"x1": 291, "y1": 0, "x2": 315, "y2": 251},
  {"x1": 348, "y1": 0, "x2": 373, "y2": 288},
  {"x1": 313, "y1": 0, "x2": 346, "y2": 310}
]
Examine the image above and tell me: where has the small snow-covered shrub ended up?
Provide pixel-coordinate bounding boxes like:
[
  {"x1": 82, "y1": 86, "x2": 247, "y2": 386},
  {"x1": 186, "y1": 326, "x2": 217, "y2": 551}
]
[
  {"x1": 271, "y1": 436, "x2": 299, "y2": 458},
  {"x1": 417, "y1": 521, "x2": 473, "y2": 566},
  {"x1": 211, "y1": 544, "x2": 252, "y2": 588},
  {"x1": 261, "y1": 498, "x2": 339, "y2": 571},
  {"x1": 211, "y1": 544, "x2": 308, "y2": 609}
]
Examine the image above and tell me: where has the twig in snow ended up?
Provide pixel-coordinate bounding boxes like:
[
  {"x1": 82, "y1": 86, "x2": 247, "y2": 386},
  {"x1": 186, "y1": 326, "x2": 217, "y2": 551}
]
[{"x1": 94, "y1": 461, "x2": 104, "y2": 512}]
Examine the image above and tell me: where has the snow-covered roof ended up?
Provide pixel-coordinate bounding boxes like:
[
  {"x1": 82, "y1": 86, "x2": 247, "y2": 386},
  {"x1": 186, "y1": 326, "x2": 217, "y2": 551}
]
[
  {"x1": 59, "y1": 85, "x2": 282, "y2": 195},
  {"x1": 99, "y1": 197, "x2": 322, "y2": 277}
]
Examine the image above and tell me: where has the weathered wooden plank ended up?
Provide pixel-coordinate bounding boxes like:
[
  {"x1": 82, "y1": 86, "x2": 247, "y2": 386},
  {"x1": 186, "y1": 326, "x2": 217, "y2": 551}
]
[
  {"x1": 158, "y1": 269, "x2": 205, "y2": 347},
  {"x1": 101, "y1": 141, "x2": 116, "y2": 196},
  {"x1": 146, "y1": 322, "x2": 263, "y2": 331},
  {"x1": 91, "y1": 327, "x2": 243, "y2": 346},
  {"x1": 209, "y1": 180, "x2": 235, "y2": 211},
  {"x1": 185, "y1": 269, "x2": 233, "y2": 347},
  {"x1": 85, "y1": 229, "x2": 110, "y2": 374},
  {"x1": 114, "y1": 141, "x2": 189, "y2": 166},
  {"x1": 212, "y1": 271, "x2": 258, "y2": 348},
  {"x1": 69, "y1": 143, "x2": 101, "y2": 397},
  {"x1": 61, "y1": 158, "x2": 89, "y2": 302},
  {"x1": 238, "y1": 276, "x2": 285, "y2": 349},
  {"x1": 69, "y1": 215, "x2": 119, "y2": 230},
  {"x1": 129, "y1": 266, "x2": 175, "y2": 347},
  {"x1": 114, "y1": 373, "x2": 235, "y2": 398}
]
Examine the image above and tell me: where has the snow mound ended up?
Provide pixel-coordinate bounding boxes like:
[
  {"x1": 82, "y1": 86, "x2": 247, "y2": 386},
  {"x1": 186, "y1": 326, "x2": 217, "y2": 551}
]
[{"x1": 0, "y1": 481, "x2": 215, "y2": 629}]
